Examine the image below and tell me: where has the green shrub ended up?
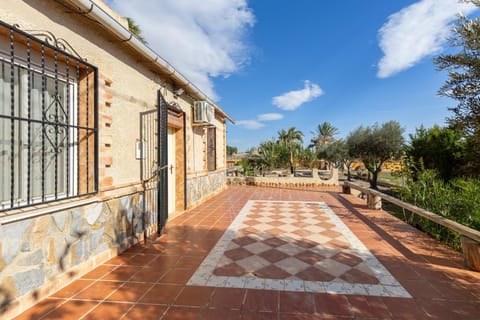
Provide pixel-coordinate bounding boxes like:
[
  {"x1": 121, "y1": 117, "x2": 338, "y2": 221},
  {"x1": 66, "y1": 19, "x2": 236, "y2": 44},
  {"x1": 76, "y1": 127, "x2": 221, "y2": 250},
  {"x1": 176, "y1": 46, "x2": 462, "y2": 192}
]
[
  {"x1": 394, "y1": 170, "x2": 480, "y2": 250},
  {"x1": 237, "y1": 159, "x2": 255, "y2": 176},
  {"x1": 449, "y1": 179, "x2": 480, "y2": 231}
]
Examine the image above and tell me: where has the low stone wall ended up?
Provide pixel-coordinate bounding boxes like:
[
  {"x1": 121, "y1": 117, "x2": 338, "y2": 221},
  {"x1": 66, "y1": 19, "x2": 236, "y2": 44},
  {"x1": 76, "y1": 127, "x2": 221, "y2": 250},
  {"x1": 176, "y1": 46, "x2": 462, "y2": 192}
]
[
  {"x1": 186, "y1": 171, "x2": 227, "y2": 208},
  {"x1": 0, "y1": 191, "x2": 155, "y2": 318},
  {"x1": 227, "y1": 169, "x2": 339, "y2": 189}
]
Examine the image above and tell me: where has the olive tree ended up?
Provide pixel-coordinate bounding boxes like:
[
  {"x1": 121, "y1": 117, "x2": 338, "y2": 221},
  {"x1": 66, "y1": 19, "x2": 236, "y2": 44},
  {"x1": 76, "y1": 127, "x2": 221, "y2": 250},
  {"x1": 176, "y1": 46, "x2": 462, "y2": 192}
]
[
  {"x1": 347, "y1": 121, "x2": 404, "y2": 189},
  {"x1": 319, "y1": 139, "x2": 355, "y2": 180}
]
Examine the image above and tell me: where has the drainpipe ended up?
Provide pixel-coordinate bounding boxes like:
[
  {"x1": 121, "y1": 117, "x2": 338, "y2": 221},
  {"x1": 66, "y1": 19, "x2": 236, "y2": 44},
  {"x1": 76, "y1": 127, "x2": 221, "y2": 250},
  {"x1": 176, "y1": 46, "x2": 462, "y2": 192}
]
[{"x1": 63, "y1": 0, "x2": 234, "y2": 123}]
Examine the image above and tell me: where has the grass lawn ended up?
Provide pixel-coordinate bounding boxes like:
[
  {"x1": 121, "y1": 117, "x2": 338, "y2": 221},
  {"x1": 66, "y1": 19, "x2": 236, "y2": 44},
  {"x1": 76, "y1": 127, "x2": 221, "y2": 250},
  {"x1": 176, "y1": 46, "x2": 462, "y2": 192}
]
[{"x1": 377, "y1": 171, "x2": 404, "y2": 186}]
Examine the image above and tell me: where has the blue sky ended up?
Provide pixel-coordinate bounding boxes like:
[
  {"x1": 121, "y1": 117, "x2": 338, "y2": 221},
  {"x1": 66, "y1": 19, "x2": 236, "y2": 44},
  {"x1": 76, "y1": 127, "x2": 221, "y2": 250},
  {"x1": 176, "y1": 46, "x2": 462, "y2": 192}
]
[{"x1": 108, "y1": 0, "x2": 478, "y2": 151}]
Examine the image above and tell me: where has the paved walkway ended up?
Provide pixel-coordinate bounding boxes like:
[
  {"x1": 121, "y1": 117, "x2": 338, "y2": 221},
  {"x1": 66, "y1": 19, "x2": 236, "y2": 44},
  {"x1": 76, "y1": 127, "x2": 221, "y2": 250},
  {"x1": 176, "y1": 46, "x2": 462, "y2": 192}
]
[{"x1": 13, "y1": 186, "x2": 480, "y2": 319}]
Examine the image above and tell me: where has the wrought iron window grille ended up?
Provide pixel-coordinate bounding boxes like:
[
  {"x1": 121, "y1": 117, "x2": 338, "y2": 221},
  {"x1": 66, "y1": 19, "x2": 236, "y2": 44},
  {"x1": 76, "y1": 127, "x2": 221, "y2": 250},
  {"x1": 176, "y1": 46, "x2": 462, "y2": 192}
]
[
  {"x1": 13, "y1": 24, "x2": 86, "y2": 61},
  {"x1": 0, "y1": 21, "x2": 98, "y2": 212}
]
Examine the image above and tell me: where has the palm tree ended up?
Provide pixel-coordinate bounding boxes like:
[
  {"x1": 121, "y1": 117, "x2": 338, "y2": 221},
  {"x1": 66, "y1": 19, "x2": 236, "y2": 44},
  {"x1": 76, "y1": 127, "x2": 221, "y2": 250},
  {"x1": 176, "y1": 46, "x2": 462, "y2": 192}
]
[
  {"x1": 127, "y1": 17, "x2": 148, "y2": 45},
  {"x1": 278, "y1": 127, "x2": 303, "y2": 174},
  {"x1": 258, "y1": 140, "x2": 283, "y2": 169},
  {"x1": 310, "y1": 122, "x2": 339, "y2": 149}
]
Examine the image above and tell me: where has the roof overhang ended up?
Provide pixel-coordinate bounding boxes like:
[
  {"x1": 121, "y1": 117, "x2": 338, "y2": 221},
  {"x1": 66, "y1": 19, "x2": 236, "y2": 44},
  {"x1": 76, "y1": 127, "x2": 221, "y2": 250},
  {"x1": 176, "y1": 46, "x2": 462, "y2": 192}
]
[{"x1": 61, "y1": 0, "x2": 235, "y2": 124}]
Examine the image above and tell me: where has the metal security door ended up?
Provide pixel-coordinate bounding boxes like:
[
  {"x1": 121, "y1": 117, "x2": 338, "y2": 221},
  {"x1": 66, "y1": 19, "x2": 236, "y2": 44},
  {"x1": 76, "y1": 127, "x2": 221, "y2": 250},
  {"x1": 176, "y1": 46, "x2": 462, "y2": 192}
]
[
  {"x1": 140, "y1": 108, "x2": 158, "y2": 236},
  {"x1": 140, "y1": 90, "x2": 168, "y2": 236}
]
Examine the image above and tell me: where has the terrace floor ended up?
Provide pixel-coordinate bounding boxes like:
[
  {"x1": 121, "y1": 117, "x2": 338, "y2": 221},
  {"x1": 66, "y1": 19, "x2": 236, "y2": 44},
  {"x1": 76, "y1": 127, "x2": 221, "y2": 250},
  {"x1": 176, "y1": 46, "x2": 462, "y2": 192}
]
[{"x1": 13, "y1": 186, "x2": 480, "y2": 319}]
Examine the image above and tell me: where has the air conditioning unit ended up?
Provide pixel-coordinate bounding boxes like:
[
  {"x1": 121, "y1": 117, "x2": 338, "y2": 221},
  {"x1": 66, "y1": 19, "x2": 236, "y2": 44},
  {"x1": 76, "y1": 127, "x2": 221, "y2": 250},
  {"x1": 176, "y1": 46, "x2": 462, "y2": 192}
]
[{"x1": 193, "y1": 101, "x2": 215, "y2": 125}]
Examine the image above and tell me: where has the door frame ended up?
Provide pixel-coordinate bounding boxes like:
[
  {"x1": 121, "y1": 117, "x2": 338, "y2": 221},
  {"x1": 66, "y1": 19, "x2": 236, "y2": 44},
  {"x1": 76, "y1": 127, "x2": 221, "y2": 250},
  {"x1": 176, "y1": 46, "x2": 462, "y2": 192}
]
[
  {"x1": 167, "y1": 127, "x2": 176, "y2": 215},
  {"x1": 166, "y1": 103, "x2": 186, "y2": 215},
  {"x1": 140, "y1": 91, "x2": 186, "y2": 237}
]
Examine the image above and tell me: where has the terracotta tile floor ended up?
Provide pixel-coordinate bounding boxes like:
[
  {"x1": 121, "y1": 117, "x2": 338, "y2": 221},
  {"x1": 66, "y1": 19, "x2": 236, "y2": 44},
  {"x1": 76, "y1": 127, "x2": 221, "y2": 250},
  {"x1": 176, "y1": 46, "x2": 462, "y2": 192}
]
[{"x1": 13, "y1": 186, "x2": 480, "y2": 319}]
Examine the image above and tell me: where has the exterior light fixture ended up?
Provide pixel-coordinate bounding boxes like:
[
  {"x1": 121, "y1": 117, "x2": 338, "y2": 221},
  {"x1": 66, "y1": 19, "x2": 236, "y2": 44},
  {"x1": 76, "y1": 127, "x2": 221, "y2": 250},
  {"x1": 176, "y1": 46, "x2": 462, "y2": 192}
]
[{"x1": 173, "y1": 88, "x2": 184, "y2": 97}]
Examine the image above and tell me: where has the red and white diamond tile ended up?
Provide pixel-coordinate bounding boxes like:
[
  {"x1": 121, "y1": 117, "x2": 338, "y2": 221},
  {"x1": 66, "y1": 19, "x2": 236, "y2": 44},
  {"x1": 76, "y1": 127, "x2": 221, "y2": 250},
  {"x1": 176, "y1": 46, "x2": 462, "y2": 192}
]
[{"x1": 188, "y1": 200, "x2": 410, "y2": 297}]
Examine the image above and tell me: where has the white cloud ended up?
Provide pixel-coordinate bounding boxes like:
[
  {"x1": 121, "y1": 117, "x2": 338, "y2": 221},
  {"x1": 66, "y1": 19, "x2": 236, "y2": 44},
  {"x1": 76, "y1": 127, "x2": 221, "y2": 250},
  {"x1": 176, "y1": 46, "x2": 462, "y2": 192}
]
[
  {"x1": 108, "y1": 0, "x2": 255, "y2": 99},
  {"x1": 377, "y1": 0, "x2": 477, "y2": 78},
  {"x1": 236, "y1": 113, "x2": 282, "y2": 130},
  {"x1": 236, "y1": 120, "x2": 265, "y2": 130},
  {"x1": 257, "y1": 113, "x2": 283, "y2": 121},
  {"x1": 272, "y1": 81, "x2": 324, "y2": 111}
]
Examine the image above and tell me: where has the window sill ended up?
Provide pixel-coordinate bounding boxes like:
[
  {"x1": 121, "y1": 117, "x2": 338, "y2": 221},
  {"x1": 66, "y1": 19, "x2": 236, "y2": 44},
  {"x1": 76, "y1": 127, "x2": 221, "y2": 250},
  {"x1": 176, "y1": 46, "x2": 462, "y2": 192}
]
[
  {"x1": 0, "y1": 197, "x2": 99, "y2": 226},
  {"x1": 0, "y1": 182, "x2": 147, "y2": 225}
]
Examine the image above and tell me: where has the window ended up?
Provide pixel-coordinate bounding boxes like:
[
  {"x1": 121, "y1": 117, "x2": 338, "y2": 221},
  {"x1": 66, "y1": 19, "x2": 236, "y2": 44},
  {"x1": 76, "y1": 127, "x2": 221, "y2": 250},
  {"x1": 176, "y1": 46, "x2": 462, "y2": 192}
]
[
  {"x1": 0, "y1": 22, "x2": 97, "y2": 211},
  {"x1": 207, "y1": 127, "x2": 216, "y2": 171}
]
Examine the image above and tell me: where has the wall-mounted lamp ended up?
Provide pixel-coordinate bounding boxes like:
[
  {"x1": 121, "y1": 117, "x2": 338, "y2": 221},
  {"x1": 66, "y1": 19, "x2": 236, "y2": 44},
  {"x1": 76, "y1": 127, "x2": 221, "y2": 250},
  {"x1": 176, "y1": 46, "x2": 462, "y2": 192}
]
[
  {"x1": 173, "y1": 88, "x2": 184, "y2": 97},
  {"x1": 135, "y1": 139, "x2": 146, "y2": 160},
  {"x1": 168, "y1": 101, "x2": 183, "y2": 111}
]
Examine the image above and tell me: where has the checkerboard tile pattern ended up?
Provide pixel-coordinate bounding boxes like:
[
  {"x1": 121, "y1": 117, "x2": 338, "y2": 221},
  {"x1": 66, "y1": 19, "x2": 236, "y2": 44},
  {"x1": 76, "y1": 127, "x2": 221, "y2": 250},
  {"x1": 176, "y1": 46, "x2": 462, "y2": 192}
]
[{"x1": 188, "y1": 200, "x2": 410, "y2": 297}]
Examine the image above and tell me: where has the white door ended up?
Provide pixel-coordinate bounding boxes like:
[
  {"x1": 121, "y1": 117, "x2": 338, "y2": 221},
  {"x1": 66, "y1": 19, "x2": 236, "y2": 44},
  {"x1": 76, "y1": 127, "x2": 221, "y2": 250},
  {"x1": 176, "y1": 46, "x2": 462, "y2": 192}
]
[{"x1": 167, "y1": 128, "x2": 176, "y2": 214}]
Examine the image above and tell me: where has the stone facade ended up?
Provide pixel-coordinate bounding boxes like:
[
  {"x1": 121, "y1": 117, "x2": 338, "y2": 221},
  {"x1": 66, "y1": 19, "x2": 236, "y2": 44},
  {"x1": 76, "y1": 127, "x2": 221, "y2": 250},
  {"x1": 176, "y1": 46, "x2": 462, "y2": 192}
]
[
  {"x1": 0, "y1": 193, "x2": 151, "y2": 313},
  {"x1": 187, "y1": 171, "x2": 227, "y2": 208}
]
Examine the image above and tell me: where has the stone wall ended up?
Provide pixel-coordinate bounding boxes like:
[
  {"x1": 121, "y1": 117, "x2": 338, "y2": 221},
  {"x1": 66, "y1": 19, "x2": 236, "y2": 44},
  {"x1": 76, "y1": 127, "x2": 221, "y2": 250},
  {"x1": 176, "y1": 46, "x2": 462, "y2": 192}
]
[
  {"x1": 186, "y1": 171, "x2": 227, "y2": 208},
  {"x1": 227, "y1": 169, "x2": 339, "y2": 189},
  {"x1": 0, "y1": 192, "x2": 154, "y2": 317}
]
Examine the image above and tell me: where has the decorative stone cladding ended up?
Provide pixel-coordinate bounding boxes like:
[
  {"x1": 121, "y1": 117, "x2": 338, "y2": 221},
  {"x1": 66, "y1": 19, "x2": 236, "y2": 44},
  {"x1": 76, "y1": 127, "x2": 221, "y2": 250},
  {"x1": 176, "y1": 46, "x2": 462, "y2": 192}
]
[
  {"x1": 227, "y1": 169, "x2": 339, "y2": 190},
  {"x1": 0, "y1": 192, "x2": 155, "y2": 318},
  {"x1": 186, "y1": 171, "x2": 227, "y2": 208}
]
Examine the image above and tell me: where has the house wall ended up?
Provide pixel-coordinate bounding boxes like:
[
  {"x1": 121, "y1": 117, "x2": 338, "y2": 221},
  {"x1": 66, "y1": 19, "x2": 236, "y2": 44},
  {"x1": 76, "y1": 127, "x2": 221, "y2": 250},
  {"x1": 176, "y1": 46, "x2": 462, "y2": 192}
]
[
  {"x1": 0, "y1": 193, "x2": 148, "y2": 318},
  {"x1": 0, "y1": 0, "x2": 228, "y2": 317},
  {"x1": 187, "y1": 171, "x2": 227, "y2": 208},
  {"x1": 185, "y1": 109, "x2": 228, "y2": 208},
  {"x1": 185, "y1": 117, "x2": 228, "y2": 208}
]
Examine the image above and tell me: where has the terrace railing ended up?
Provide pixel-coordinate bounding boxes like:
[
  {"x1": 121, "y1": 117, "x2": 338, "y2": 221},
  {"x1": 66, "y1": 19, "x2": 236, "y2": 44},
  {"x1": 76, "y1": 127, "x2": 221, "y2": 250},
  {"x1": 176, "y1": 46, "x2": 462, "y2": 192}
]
[{"x1": 343, "y1": 180, "x2": 480, "y2": 272}]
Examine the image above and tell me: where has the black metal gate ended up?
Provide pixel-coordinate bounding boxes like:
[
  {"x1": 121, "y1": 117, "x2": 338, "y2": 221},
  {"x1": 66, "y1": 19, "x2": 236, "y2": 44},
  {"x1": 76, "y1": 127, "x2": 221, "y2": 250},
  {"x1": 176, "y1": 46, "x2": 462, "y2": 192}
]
[
  {"x1": 140, "y1": 90, "x2": 168, "y2": 236},
  {"x1": 157, "y1": 90, "x2": 168, "y2": 235}
]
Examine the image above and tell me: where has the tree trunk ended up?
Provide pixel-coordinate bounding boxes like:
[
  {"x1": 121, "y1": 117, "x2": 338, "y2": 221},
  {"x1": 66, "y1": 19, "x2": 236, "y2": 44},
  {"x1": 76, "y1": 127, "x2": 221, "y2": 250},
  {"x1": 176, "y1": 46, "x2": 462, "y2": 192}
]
[
  {"x1": 290, "y1": 151, "x2": 294, "y2": 174},
  {"x1": 370, "y1": 170, "x2": 378, "y2": 189}
]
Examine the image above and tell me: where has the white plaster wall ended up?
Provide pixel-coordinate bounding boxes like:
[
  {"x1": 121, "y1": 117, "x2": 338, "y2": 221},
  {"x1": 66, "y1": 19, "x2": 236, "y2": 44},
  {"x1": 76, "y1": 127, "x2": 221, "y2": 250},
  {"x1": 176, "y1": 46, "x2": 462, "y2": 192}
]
[
  {"x1": 216, "y1": 116, "x2": 226, "y2": 169},
  {"x1": 0, "y1": 0, "x2": 228, "y2": 187}
]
